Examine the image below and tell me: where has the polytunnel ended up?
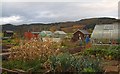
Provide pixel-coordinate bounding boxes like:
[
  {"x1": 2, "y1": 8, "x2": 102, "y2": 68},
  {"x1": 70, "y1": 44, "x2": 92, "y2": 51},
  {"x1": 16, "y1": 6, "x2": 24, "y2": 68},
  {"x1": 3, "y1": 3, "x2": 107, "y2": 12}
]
[{"x1": 91, "y1": 23, "x2": 120, "y2": 44}]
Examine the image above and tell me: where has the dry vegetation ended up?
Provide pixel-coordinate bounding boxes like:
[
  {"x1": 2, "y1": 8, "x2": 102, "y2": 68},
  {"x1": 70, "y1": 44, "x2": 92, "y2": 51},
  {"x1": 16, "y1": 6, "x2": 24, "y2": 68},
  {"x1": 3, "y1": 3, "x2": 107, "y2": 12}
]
[
  {"x1": 2, "y1": 38, "x2": 120, "y2": 73},
  {"x1": 9, "y1": 38, "x2": 61, "y2": 61}
]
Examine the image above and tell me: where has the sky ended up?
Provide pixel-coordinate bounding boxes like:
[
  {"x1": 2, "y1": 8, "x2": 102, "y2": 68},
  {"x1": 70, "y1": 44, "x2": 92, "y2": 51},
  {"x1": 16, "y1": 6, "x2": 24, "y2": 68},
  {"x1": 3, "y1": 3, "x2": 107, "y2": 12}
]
[{"x1": 0, "y1": 0, "x2": 119, "y2": 25}]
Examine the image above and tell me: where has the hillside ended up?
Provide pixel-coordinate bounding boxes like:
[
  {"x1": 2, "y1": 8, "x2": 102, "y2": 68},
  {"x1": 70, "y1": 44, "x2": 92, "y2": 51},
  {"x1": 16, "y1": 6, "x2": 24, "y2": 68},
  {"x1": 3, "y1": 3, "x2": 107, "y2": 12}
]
[{"x1": 1, "y1": 17, "x2": 119, "y2": 36}]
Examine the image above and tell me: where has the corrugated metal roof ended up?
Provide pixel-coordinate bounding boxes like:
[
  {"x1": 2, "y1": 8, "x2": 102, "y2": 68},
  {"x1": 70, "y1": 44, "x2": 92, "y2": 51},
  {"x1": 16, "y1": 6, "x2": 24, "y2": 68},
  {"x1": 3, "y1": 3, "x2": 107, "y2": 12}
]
[{"x1": 78, "y1": 30, "x2": 90, "y2": 34}]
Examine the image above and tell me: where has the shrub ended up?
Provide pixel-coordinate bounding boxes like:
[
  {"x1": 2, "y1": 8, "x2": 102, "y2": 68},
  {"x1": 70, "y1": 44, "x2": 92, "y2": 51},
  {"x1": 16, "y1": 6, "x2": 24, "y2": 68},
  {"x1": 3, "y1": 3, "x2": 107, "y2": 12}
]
[
  {"x1": 44, "y1": 53, "x2": 102, "y2": 72},
  {"x1": 84, "y1": 46, "x2": 120, "y2": 60},
  {"x1": 9, "y1": 38, "x2": 61, "y2": 62},
  {"x1": 82, "y1": 68, "x2": 96, "y2": 72},
  {"x1": 45, "y1": 53, "x2": 75, "y2": 72},
  {"x1": 83, "y1": 48, "x2": 107, "y2": 58},
  {"x1": 106, "y1": 46, "x2": 120, "y2": 60}
]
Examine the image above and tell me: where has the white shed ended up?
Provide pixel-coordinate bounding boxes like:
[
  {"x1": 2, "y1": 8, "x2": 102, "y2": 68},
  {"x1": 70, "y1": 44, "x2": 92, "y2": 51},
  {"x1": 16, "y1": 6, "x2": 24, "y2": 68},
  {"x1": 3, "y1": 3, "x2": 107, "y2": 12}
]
[{"x1": 54, "y1": 31, "x2": 67, "y2": 38}]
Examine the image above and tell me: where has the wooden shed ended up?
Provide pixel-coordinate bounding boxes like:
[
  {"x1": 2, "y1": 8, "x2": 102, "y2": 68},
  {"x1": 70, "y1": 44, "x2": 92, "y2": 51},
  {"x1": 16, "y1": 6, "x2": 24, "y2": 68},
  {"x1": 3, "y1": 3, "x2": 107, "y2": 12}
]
[
  {"x1": 72, "y1": 29, "x2": 91, "y2": 42},
  {"x1": 24, "y1": 32, "x2": 39, "y2": 39},
  {"x1": 3, "y1": 30, "x2": 14, "y2": 38},
  {"x1": 24, "y1": 32, "x2": 33, "y2": 40}
]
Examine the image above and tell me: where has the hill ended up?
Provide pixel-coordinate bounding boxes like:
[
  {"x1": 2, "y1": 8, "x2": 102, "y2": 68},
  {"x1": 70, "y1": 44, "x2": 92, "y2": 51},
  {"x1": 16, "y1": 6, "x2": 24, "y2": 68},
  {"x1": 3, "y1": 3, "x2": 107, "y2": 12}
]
[{"x1": 1, "y1": 17, "x2": 118, "y2": 36}]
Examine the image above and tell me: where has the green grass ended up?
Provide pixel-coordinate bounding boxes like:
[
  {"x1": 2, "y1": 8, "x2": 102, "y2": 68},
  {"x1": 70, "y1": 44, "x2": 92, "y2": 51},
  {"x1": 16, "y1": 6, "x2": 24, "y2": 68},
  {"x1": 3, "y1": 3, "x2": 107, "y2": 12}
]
[{"x1": 2, "y1": 59, "x2": 43, "y2": 72}]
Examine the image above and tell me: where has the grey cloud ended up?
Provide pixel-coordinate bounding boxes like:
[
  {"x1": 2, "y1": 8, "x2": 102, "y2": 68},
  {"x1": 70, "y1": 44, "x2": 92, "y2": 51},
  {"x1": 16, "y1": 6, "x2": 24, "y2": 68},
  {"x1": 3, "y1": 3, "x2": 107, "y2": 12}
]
[{"x1": 1, "y1": 2, "x2": 118, "y2": 24}]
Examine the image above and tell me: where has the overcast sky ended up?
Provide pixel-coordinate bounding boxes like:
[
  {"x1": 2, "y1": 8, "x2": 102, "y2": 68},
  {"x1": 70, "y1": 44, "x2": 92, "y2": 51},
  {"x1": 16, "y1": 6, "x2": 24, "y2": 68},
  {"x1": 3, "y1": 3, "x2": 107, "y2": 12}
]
[{"x1": 0, "y1": 0, "x2": 119, "y2": 25}]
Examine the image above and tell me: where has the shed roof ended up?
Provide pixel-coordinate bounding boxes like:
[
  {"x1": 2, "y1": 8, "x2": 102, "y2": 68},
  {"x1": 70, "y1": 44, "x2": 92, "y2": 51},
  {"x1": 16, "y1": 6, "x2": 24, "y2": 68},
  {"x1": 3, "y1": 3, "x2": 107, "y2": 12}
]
[
  {"x1": 40, "y1": 31, "x2": 52, "y2": 34},
  {"x1": 40, "y1": 31, "x2": 53, "y2": 37},
  {"x1": 54, "y1": 31, "x2": 66, "y2": 34},
  {"x1": 4, "y1": 30, "x2": 13, "y2": 33},
  {"x1": 31, "y1": 32, "x2": 40, "y2": 34},
  {"x1": 79, "y1": 30, "x2": 90, "y2": 34},
  {"x1": 74, "y1": 29, "x2": 90, "y2": 34},
  {"x1": 91, "y1": 23, "x2": 119, "y2": 39}
]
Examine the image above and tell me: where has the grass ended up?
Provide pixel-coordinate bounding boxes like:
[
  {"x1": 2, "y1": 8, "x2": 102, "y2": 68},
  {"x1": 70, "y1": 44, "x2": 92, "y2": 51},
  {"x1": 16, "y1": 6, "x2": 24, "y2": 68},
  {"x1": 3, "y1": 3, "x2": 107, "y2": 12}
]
[{"x1": 2, "y1": 59, "x2": 43, "y2": 72}]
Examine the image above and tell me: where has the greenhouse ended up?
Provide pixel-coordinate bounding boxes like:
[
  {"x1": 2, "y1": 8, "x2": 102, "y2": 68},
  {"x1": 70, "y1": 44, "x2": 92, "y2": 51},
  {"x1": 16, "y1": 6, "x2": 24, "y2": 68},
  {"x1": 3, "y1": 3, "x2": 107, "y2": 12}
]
[
  {"x1": 91, "y1": 23, "x2": 120, "y2": 44},
  {"x1": 54, "y1": 31, "x2": 67, "y2": 38},
  {"x1": 39, "y1": 31, "x2": 53, "y2": 37}
]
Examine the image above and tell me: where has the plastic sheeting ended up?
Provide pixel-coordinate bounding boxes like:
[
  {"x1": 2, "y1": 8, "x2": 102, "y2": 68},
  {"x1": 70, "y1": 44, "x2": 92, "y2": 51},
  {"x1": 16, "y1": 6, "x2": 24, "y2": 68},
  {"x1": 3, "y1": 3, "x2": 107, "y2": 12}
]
[{"x1": 91, "y1": 24, "x2": 119, "y2": 39}]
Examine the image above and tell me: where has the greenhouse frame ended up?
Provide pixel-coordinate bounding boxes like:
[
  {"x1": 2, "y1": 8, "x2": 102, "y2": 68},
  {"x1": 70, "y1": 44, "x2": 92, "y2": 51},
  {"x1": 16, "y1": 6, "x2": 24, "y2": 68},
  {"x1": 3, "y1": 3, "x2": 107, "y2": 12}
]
[{"x1": 91, "y1": 23, "x2": 120, "y2": 44}]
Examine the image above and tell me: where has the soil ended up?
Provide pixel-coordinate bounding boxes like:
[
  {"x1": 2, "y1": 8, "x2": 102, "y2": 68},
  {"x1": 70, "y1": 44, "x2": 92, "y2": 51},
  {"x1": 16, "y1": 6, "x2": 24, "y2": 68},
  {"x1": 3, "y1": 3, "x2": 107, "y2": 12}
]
[
  {"x1": 102, "y1": 60, "x2": 120, "y2": 73},
  {"x1": 69, "y1": 46, "x2": 85, "y2": 54}
]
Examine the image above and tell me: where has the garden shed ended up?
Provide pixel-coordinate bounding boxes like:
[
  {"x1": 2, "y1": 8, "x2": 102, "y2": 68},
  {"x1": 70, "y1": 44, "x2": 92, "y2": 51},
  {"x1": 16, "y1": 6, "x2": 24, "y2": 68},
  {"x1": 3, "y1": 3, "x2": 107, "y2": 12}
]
[
  {"x1": 40, "y1": 31, "x2": 53, "y2": 37},
  {"x1": 3, "y1": 30, "x2": 14, "y2": 38},
  {"x1": 91, "y1": 23, "x2": 120, "y2": 44},
  {"x1": 54, "y1": 31, "x2": 67, "y2": 38},
  {"x1": 72, "y1": 29, "x2": 91, "y2": 42},
  {"x1": 24, "y1": 32, "x2": 33, "y2": 40}
]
